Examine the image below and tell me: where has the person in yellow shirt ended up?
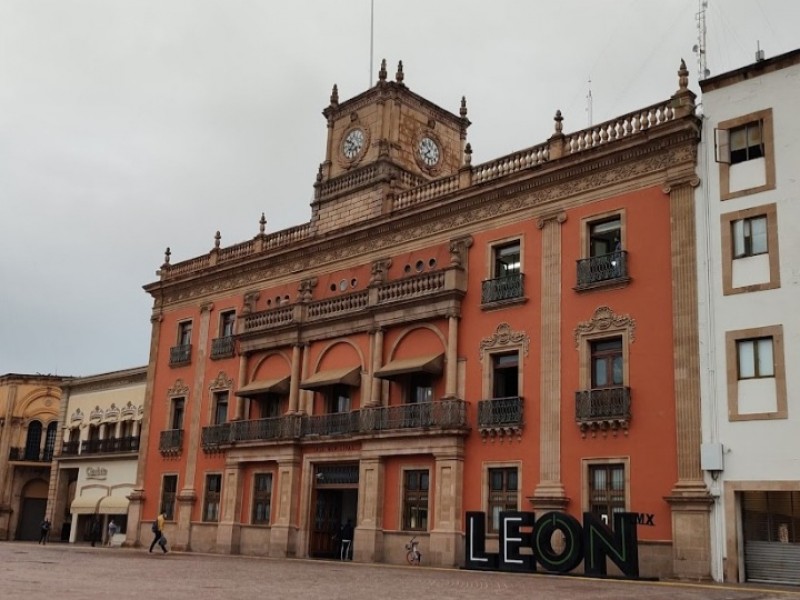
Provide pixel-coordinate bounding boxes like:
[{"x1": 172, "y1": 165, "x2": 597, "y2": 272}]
[{"x1": 148, "y1": 512, "x2": 168, "y2": 554}]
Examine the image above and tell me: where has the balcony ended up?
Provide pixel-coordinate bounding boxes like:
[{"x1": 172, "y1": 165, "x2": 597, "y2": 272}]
[
  {"x1": 8, "y1": 447, "x2": 53, "y2": 462},
  {"x1": 159, "y1": 429, "x2": 184, "y2": 455},
  {"x1": 61, "y1": 440, "x2": 80, "y2": 456},
  {"x1": 575, "y1": 251, "x2": 629, "y2": 290},
  {"x1": 79, "y1": 436, "x2": 140, "y2": 455},
  {"x1": 210, "y1": 336, "x2": 235, "y2": 360},
  {"x1": 481, "y1": 273, "x2": 525, "y2": 306},
  {"x1": 575, "y1": 387, "x2": 631, "y2": 435},
  {"x1": 169, "y1": 344, "x2": 192, "y2": 367},
  {"x1": 198, "y1": 400, "x2": 468, "y2": 450},
  {"x1": 477, "y1": 396, "x2": 523, "y2": 440}
]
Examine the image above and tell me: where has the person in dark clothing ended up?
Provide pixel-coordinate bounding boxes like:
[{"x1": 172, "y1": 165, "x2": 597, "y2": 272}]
[
  {"x1": 38, "y1": 519, "x2": 51, "y2": 545},
  {"x1": 90, "y1": 518, "x2": 101, "y2": 547},
  {"x1": 339, "y1": 519, "x2": 354, "y2": 560}
]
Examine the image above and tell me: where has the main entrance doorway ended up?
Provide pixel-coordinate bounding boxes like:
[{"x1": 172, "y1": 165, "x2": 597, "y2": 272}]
[{"x1": 310, "y1": 463, "x2": 358, "y2": 558}]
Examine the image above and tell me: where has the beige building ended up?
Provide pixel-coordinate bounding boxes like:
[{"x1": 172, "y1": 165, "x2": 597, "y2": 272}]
[
  {"x1": 0, "y1": 373, "x2": 65, "y2": 540},
  {"x1": 47, "y1": 367, "x2": 146, "y2": 543}
]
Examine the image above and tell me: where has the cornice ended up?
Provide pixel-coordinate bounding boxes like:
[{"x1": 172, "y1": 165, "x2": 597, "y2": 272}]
[{"x1": 156, "y1": 125, "x2": 699, "y2": 308}]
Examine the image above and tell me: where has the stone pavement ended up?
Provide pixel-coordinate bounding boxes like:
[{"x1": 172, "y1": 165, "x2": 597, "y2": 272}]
[{"x1": 2, "y1": 542, "x2": 799, "y2": 600}]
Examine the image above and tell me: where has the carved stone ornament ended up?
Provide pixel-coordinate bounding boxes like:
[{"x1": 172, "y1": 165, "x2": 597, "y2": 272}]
[
  {"x1": 209, "y1": 371, "x2": 234, "y2": 391},
  {"x1": 167, "y1": 378, "x2": 190, "y2": 397},
  {"x1": 89, "y1": 405, "x2": 104, "y2": 422},
  {"x1": 449, "y1": 235, "x2": 474, "y2": 267},
  {"x1": 241, "y1": 291, "x2": 260, "y2": 315},
  {"x1": 479, "y1": 322, "x2": 530, "y2": 358},
  {"x1": 369, "y1": 258, "x2": 392, "y2": 286},
  {"x1": 70, "y1": 408, "x2": 84, "y2": 423},
  {"x1": 297, "y1": 277, "x2": 319, "y2": 302},
  {"x1": 573, "y1": 306, "x2": 636, "y2": 348}
]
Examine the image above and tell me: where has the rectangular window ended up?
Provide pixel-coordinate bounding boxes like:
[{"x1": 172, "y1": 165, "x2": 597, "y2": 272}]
[
  {"x1": 253, "y1": 394, "x2": 281, "y2": 419},
  {"x1": 591, "y1": 338, "x2": 623, "y2": 388},
  {"x1": 251, "y1": 473, "x2": 272, "y2": 525},
  {"x1": 589, "y1": 218, "x2": 621, "y2": 257},
  {"x1": 588, "y1": 464, "x2": 625, "y2": 524},
  {"x1": 729, "y1": 121, "x2": 764, "y2": 165},
  {"x1": 203, "y1": 474, "x2": 222, "y2": 522},
  {"x1": 160, "y1": 475, "x2": 178, "y2": 520},
  {"x1": 737, "y1": 337, "x2": 775, "y2": 379},
  {"x1": 492, "y1": 352, "x2": 519, "y2": 398},
  {"x1": 327, "y1": 385, "x2": 351, "y2": 414},
  {"x1": 213, "y1": 391, "x2": 229, "y2": 425},
  {"x1": 403, "y1": 470, "x2": 429, "y2": 531},
  {"x1": 732, "y1": 216, "x2": 768, "y2": 258},
  {"x1": 493, "y1": 242, "x2": 521, "y2": 277},
  {"x1": 171, "y1": 397, "x2": 185, "y2": 430},
  {"x1": 487, "y1": 467, "x2": 518, "y2": 533},
  {"x1": 406, "y1": 374, "x2": 433, "y2": 404},
  {"x1": 219, "y1": 311, "x2": 236, "y2": 338},
  {"x1": 178, "y1": 321, "x2": 192, "y2": 346}
]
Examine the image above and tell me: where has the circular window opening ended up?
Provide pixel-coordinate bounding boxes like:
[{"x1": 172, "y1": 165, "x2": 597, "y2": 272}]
[
  {"x1": 415, "y1": 260, "x2": 424, "y2": 272},
  {"x1": 404, "y1": 264, "x2": 411, "y2": 274},
  {"x1": 339, "y1": 279, "x2": 348, "y2": 291},
  {"x1": 350, "y1": 278, "x2": 358, "y2": 288},
  {"x1": 330, "y1": 283, "x2": 337, "y2": 292},
  {"x1": 266, "y1": 299, "x2": 272, "y2": 307},
  {"x1": 429, "y1": 258, "x2": 437, "y2": 268}
]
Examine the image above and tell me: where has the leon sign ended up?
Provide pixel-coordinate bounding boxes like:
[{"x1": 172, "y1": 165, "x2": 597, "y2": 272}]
[{"x1": 465, "y1": 511, "x2": 640, "y2": 578}]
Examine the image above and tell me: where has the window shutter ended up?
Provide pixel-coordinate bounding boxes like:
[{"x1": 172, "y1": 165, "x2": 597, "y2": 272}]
[{"x1": 714, "y1": 128, "x2": 730, "y2": 164}]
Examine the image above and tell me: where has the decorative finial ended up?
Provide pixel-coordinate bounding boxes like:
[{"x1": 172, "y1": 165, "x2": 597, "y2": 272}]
[
  {"x1": 259, "y1": 212, "x2": 266, "y2": 235},
  {"x1": 460, "y1": 96, "x2": 468, "y2": 118},
  {"x1": 464, "y1": 142, "x2": 473, "y2": 166},
  {"x1": 554, "y1": 110, "x2": 564, "y2": 135},
  {"x1": 678, "y1": 58, "x2": 689, "y2": 92},
  {"x1": 316, "y1": 164, "x2": 323, "y2": 183},
  {"x1": 214, "y1": 231, "x2": 221, "y2": 249},
  {"x1": 395, "y1": 60, "x2": 404, "y2": 84},
  {"x1": 163, "y1": 247, "x2": 171, "y2": 266},
  {"x1": 330, "y1": 84, "x2": 339, "y2": 106},
  {"x1": 379, "y1": 59, "x2": 387, "y2": 82}
]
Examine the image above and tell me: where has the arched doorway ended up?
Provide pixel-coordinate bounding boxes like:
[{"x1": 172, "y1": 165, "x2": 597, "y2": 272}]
[{"x1": 17, "y1": 479, "x2": 48, "y2": 540}]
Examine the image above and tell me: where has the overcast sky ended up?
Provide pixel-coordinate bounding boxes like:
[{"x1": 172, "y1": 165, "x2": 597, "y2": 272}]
[{"x1": 1, "y1": 0, "x2": 797, "y2": 377}]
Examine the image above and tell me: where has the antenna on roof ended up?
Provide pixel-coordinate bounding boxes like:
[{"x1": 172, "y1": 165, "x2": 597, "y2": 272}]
[
  {"x1": 692, "y1": 0, "x2": 710, "y2": 80},
  {"x1": 586, "y1": 77, "x2": 593, "y2": 127},
  {"x1": 755, "y1": 40, "x2": 765, "y2": 62}
]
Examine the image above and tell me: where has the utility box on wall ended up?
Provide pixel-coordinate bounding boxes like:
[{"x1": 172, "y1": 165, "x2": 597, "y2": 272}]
[{"x1": 701, "y1": 442, "x2": 724, "y2": 472}]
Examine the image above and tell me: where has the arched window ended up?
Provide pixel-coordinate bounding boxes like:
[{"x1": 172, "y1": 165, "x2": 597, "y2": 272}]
[
  {"x1": 43, "y1": 422, "x2": 58, "y2": 461},
  {"x1": 25, "y1": 421, "x2": 43, "y2": 461}
]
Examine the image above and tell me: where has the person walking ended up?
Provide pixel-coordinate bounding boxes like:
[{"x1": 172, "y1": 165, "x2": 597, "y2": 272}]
[
  {"x1": 38, "y1": 519, "x2": 51, "y2": 545},
  {"x1": 107, "y1": 519, "x2": 119, "y2": 546},
  {"x1": 339, "y1": 518, "x2": 354, "y2": 561},
  {"x1": 149, "y1": 512, "x2": 168, "y2": 554},
  {"x1": 90, "y1": 518, "x2": 101, "y2": 547}
]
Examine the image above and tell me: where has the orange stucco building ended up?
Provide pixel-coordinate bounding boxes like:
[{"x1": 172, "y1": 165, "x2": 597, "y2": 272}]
[{"x1": 129, "y1": 60, "x2": 711, "y2": 578}]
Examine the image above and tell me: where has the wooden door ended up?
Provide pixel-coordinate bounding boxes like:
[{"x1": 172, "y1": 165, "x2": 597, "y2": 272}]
[{"x1": 310, "y1": 489, "x2": 342, "y2": 558}]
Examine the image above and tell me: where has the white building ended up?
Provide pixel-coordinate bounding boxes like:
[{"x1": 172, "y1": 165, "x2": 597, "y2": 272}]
[
  {"x1": 697, "y1": 48, "x2": 800, "y2": 585},
  {"x1": 47, "y1": 367, "x2": 146, "y2": 544}
]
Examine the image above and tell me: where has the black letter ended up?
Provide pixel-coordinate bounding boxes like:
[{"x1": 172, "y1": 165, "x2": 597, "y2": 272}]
[
  {"x1": 499, "y1": 511, "x2": 535, "y2": 572},
  {"x1": 532, "y1": 511, "x2": 583, "y2": 573},
  {"x1": 464, "y1": 511, "x2": 498, "y2": 570},
  {"x1": 583, "y1": 512, "x2": 639, "y2": 578}
]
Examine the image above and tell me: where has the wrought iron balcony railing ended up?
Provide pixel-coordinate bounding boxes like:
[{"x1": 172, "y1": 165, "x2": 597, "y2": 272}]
[
  {"x1": 575, "y1": 387, "x2": 631, "y2": 435},
  {"x1": 575, "y1": 251, "x2": 629, "y2": 289},
  {"x1": 159, "y1": 429, "x2": 184, "y2": 455},
  {"x1": 478, "y1": 396, "x2": 523, "y2": 439},
  {"x1": 481, "y1": 273, "x2": 525, "y2": 305},
  {"x1": 169, "y1": 344, "x2": 192, "y2": 366},
  {"x1": 79, "y1": 436, "x2": 140, "y2": 454},
  {"x1": 198, "y1": 400, "x2": 469, "y2": 449},
  {"x1": 9, "y1": 447, "x2": 52, "y2": 462},
  {"x1": 61, "y1": 440, "x2": 80, "y2": 456},
  {"x1": 210, "y1": 336, "x2": 236, "y2": 360}
]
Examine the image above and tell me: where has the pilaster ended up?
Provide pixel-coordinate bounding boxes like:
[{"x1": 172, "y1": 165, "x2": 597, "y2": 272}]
[
  {"x1": 429, "y1": 450, "x2": 464, "y2": 567},
  {"x1": 215, "y1": 462, "x2": 244, "y2": 553},
  {"x1": 269, "y1": 456, "x2": 300, "y2": 558},
  {"x1": 354, "y1": 457, "x2": 384, "y2": 562}
]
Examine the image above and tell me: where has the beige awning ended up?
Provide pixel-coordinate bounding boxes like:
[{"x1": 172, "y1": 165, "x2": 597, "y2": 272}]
[
  {"x1": 236, "y1": 376, "x2": 291, "y2": 397},
  {"x1": 374, "y1": 354, "x2": 444, "y2": 380},
  {"x1": 70, "y1": 495, "x2": 104, "y2": 515},
  {"x1": 299, "y1": 367, "x2": 361, "y2": 390},
  {"x1": 98, "y1": 495, "x2": 130, "y2": 515}
]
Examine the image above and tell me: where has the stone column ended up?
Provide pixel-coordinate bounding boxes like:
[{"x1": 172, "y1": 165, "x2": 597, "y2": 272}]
[
  {"x1": 216, "y1": 462, "x2": 244, "y2": 554},
  {"x1": 354, "y1": 457, "x2": 384, "y2": 561},
  {"x1": 289, "y1": 344, "x2": 302, "y2": 413},
  {"x1": 369, "y1": 329, "x2": 384, "y2": 407},
  {"x1": 270, "y1": 455, "x2": 301, "y2": 558},
  {"x1": 429, "y1": 448, "x2": 464, "y2": 567},
  {"x1": 663, "y1": 176, "x2": 713, "y2": 579},
  {"x1": 235, "y1": 352, "x2": 247, "y2": 419},
  {"x1": 531, "y1": 212, "x2": 568, "y2": 510},
  {"x1": 444, "y1": 313, "x2": 459, "y2": 399},
  {"x1": 126, "y1": 312, "x2": 163, "y2": 547},
  {"x1": 0, "y1": 385, "x2": 18, "y2": 540}
]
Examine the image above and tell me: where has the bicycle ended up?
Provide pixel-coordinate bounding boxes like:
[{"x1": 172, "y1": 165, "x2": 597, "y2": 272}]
[{"x1": 405, "y1": 536, "x2": 421, "y2": 565}]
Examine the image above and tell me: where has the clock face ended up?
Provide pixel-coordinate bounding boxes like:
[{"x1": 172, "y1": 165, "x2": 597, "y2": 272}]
[
  {"x1": 342, "y1": 128, "x2": 365, "y2": 160},
  {"x1": 418, "y1": 136, "x2": 440, "y2": 167}
]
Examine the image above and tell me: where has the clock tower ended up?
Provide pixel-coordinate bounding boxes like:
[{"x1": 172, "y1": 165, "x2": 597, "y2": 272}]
[{"x1": 312, "y1": 59, "x2": 470, "y2": 233}]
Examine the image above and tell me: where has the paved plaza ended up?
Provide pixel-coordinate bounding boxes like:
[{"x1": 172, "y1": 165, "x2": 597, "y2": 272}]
[{"x1": 2, "y1": 542, "x2": 799, "y2": 600}]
